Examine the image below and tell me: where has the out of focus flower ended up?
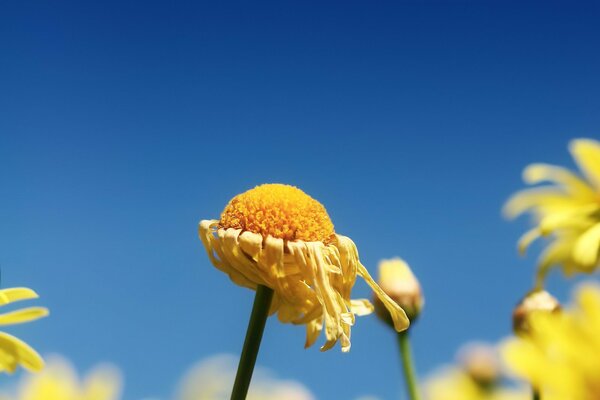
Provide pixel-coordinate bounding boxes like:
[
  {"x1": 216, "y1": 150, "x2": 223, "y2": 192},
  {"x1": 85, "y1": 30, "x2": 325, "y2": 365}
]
[
  {"x1": 424, "y1": 343, "x2": 528, "y2": 400},
  {"x1": 0, "y1": 287, "x2": 48, "y2": 373},
  {"x1": 176, "y1": 354, "x2": 314, "y2": 400},
  {"x1": 512, "y1": 289, "x2": 560, "y2": 335},
  {"x1": 504, "y1": 139, "x2": 600, "y2": 285},
  {"x1": 374, "y1": 258, "x2": 424, "y2": 324},
  {"x1": 503, "y1": 282, "x2": 600, "y2": 400},
  {"x1": 0, "y1": 355, "x2": 121, "y2": 400},
  {"x1": 199, "y1": 184, "x2": 409, "y2": 352}
]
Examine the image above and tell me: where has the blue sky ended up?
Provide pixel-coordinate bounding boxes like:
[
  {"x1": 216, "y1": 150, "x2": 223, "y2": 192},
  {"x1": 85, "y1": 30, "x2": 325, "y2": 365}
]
[{"x1": 1, "y1": 1, "x2": 599, "y2": 399}]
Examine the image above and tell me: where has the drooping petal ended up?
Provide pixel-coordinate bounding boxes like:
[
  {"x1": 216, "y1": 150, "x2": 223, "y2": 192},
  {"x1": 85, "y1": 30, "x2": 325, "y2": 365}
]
[
  {"x1": 357, "y1": 263, "x2": 409, "y2": 332},
  {"x1": 199, "y1": 221, "x2": 256, "y2": 289},
  {"x1": 349, "y1": 299, "x2": 374, "y2": 316}
]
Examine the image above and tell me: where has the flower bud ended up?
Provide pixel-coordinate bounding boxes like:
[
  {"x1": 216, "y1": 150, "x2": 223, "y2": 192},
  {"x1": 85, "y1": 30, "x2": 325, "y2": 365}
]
[
  {"x1": 512, "y1": 289, "x2": 560, "y2": 335},
  {"x1": 374, "y1": 258, "x2": 424, "y2": 326},
  {"x1": 457, "y1": 343, "x2": 500, "y2": 387}
]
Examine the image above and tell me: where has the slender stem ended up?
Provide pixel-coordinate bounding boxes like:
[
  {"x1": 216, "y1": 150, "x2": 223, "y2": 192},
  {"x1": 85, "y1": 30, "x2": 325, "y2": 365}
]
[
  {"x1": 230, "y1": 285, "x2": 274, "y2": 400},
  {"x1": 532, "y1": 388, "x2": 541, "y2": 400},
  {"x1": 397, "y1": 331, "x2": 422, "y2": 400}
]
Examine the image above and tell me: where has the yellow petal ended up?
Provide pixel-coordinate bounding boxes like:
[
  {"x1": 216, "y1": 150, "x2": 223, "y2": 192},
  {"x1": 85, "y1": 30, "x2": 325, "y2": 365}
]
[
  {"x1": 517, "y1": 228, "x2": 541, "y2": 255},
  {"x1": 523, "y1": 163, "x2": 594, "y2": 197},
  {"x1": 0, "y1": 307, "x2": 49, "y2": 326},
  {"x1": 0, "y1": 288, "x2": 39, "y2": 307},
  {"x1": 503, "y1": 188, "x2": 576, "y2": 219},
  {"x1": 572, "y1": 222, "x2": 600, "y2": 270},
  {"x1": 357, "y1": 263, "x2": 409, "y2": 332},
  {"x1": 349, "y1": 299, "x2": 374, "y2": 316},
  {"x1": 0, "y1": 332, "x2": 44, "y2": 373},
  {"x1": 570, "y1": 138, "x2": 600, "y2": 190}
]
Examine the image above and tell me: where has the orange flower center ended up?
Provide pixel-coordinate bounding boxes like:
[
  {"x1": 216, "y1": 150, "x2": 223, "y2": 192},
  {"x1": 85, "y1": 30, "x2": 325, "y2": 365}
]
[{"x1": 219, "y1": 184, "x2": 335, "y2": 243}]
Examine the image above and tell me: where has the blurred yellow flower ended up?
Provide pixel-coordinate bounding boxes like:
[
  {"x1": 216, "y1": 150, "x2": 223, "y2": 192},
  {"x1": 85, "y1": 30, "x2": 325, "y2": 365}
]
[
  {"x1": 199, "y1": 184, "x2": 409, "y2": 352},
  {"x1": 1, "y1": 356, "x2": 122, "y2": 400},
  {"x1": 176, "y1": 354, "x2": 314, "y2": 400},
  {"x1": 424, "y1": 343, "x2": 528, "y2": 400},
  {"x1": 504, "y1": 139, "x2": 600, "y2": 285},
  {"x1": 502, "y1": 282, "x2": 600, "y2": 400},
  {"x1": 0, "y1": 287, "x2": 48, "y2": 373}
]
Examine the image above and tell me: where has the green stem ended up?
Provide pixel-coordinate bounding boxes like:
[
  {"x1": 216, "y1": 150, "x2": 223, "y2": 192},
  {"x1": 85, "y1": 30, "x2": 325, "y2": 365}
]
[
  {"x1": 532, "y1": 388, "x2": 540, "y2": 400},
  {"x1": 230, "y1": 285, "x2": 274, "y2": 400},
  {"x1": 397, "y1": 331, "x2": 422, "y2": 400}
]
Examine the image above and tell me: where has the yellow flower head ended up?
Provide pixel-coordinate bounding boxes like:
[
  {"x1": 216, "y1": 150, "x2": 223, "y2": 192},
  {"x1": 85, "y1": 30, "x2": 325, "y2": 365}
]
[
  {"x1": 504, "y1": 138, "x2": 600, "y2": 286},
  {"x1": 199, "y1": 184, "x2": 409, "y2": 352},
  {"x1": 0, "y1": 287, "x2": 48, "y2": 374},
  {"x1": 4, "y1": 356, "x2": 122, "y2": 400},
  {"x1": 424, "y1": 343, "x2": 528, "y2": 400},
  {"x1": 374, "y1": 258, "x2": 424, "y2": 323},
  {"x1": 502, "y1": 282, "x2": 600, "y2": 400}
]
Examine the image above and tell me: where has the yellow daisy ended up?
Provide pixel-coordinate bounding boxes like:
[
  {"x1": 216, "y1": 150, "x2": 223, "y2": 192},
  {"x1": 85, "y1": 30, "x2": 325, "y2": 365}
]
[
  {"x1": 199, "y1": 184, "x2": 409, "y2": 352},
  {"x1": 502, "y1": 282, "x2": 600, "y2": 400},
  {"x1": 1, "y1": 356, "x2": 121, "y2": 400},
  {"x1": 504, "y1": 138, "x2": 600, "y2": 285},
  {"x1": 0, "y1": 287, "x2": 48, "y2": 373}
]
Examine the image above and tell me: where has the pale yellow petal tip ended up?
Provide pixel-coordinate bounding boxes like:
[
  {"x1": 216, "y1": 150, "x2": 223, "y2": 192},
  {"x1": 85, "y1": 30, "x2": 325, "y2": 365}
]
[
  {"x1": 522, "y1": 163, "x2": 548, "y2": 184},
  {"x1": 517, "y1": 229, "x2": 540, "y2": 256},
  {"x1": 569, "y1": 137, "x2": 600, "y2": 154}
]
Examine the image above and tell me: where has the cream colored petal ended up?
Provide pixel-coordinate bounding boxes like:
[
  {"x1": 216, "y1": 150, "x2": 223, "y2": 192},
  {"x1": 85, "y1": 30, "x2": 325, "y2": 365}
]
[
  {"x1": 0, "y1": 288, "x2": 39, "y2": 307},
  {"x1": 220, "y1": 228, "x2": 264, "y2": 285},
  {"x1": 334, "y1": 236, "x2": 359, "y2": 300},
  {"x1": 309, "y1": 244, "x2": 343, "y2": 351},
  {"x1": 570, "y1": 138, "x2": 600, "y2": 190},
  {"x1": 357, "y1": 263, "x2": 409, "y2": 332},
  {"x1": 304, "y1": 318, "x2": 322, "y2": 349},
  {"x1": 0, "y1": 332, "x2": 44, "y2": 373},
  {"x1": 199, "y1": 221, "x2": 256, "y2": 289},
  {"x1": 522, "y1": 163, "x2": 594, "y2": 196},
  {"x1": 0, "y1": 307, "x2": 49, "y2": 326},
  {"x1": 259, "y1": 236, "x2": 291, "y2": 302},
  {"x1": 350, "y1": 299, "x2": 375, "y2": 316},
  {"x1": 572, "y1": 222, "x2": 600, "y2": 270}
]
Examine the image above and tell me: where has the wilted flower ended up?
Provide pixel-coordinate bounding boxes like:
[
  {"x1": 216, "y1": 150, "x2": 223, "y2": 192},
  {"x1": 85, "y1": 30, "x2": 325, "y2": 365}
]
[
  {"x1": 504, "y1": 138, "x2": 600, "y2": 285},
  {"x1": 424, "y1": 343, "x2": 528, "y2": 400},
  {"x1": 374, "y1": 258, "x2": 424, "y2": 324},
  {"x1": 199, "y1": 184, "x2": 409, "y2": 352},
  {"x1": 0, "y1": 288, "x2": 48, "y2": 373},
  {"x1": 0, "y1": 355, "x2": 121, "y2": 400},
  {"x1": 176, "y1": 354, "x2": 314, "y2": 400},
  {"x1": 503, "y1": 283, "x2": 600, "y2": 400}
]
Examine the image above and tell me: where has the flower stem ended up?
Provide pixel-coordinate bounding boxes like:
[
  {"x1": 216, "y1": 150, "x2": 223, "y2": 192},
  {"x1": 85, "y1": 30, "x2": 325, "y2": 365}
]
[
  {"x1": 230, "y1": 285, "x2": 274, "y2": 400},
  {"x1": 532, "y1": 388, "x2": 541, "y2": 400},
  {"x1": 397, "y1": 331, "x2": 422, "y2": 400}
]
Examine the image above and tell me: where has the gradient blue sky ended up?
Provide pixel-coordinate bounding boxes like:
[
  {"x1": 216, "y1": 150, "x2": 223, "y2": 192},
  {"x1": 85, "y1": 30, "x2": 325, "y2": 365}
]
[{"x1": 1, "y1": 1, "x2": 600, "y2": 399}]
